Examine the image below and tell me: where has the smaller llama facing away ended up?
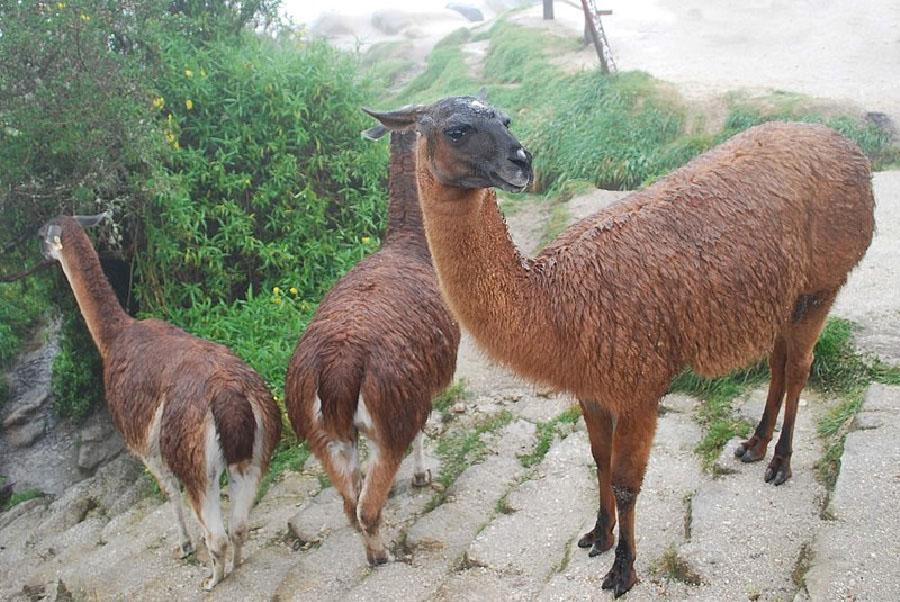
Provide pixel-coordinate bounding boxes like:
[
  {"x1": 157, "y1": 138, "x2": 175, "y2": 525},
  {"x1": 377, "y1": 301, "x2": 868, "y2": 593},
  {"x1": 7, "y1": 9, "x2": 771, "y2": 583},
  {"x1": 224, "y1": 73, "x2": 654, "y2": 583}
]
[
  {"x1": 39, "y1": 214, "x2": 282, "y2": 590},
  {"x1": 286, "y1": 130, "x2": 460, "y2": 565}
]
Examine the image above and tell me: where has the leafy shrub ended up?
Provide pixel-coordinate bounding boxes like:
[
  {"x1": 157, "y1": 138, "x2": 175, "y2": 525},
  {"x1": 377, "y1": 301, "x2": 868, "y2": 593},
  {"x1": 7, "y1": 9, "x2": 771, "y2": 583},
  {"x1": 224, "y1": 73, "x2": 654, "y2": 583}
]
[
  {"x1": 51, "y1": 309, "x2": 104, "y2": 421},
  {"x1": 138, "y1": 32, "x2": 387, "y2": 312}
]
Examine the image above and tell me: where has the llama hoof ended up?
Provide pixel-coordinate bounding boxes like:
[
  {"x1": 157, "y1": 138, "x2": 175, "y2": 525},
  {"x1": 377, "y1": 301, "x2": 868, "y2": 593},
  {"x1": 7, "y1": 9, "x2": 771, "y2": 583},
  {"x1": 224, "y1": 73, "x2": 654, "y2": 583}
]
[
  {"x1": 764, "y1": 456, "x2": 792, "y2": 486},
  {"x1": 735, "y1": 436, "x2": 766, "y2": 462},
  {"x1": 366, "y1": 548, "x2": 390, "y2": 566},
  {"x1": 412, "y1": 469, "x2": 432, "y2": 488},
  {"x1": 173, "y1": 541, "x2": 195, "y2": 559},
  {"x1": 201, "y1": 575, "x2": 221, "y2": 591},
  {"x1": 577, "y1": 530, "x2": 594, "y2": 549},
  {"x1": 601, "y1": 557, "x2": 638, "y2": 598},
  {"x1": 588, "y1": 535, "x2": 614, "y2": 557}
]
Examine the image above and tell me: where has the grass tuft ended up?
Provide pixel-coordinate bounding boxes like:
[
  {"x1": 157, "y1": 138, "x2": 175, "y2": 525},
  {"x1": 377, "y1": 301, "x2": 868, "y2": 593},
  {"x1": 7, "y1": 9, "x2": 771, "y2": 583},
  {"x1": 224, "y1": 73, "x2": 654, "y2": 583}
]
[
  {"x1": 652, "y1": 544, "x2": 704, "y2": 586},
  {"x1": 519, "y1": 405, "x2": 581, "y2": 468},
  {"x1": 425, "y1": 410, "x2": 514, "y2": 512}
]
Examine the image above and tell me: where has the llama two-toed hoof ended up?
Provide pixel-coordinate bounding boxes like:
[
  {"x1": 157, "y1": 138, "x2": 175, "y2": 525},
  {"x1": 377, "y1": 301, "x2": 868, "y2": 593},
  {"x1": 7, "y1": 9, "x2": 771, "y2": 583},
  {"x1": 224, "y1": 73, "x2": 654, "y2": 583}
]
[
  {"x1": 578, "y1": 529, "x2": 614, "y2": 555},
  {"x1": 366, "y1": 548, "x2": 390, "y2": 566},
  {"x1": 412, "y1": 469, "x2": 432, "y2": 488},
  {"x1": 589, "y1": 536, "x2": 614, "y2": 557},
  {"x1": 172, "y1": 541, "x2": 195, "y2": 559},
  {"x1": 602, "y1": 557, "x2": 638, "y2": 598},
  {"x1": 201, "y1": 575, "x2": 222, "y2": 591},
  {"x1": 735, "y1": 436, "x2": 767, "y2": 463},
  {"x1": 764, "y1": 455, "x2": 792, "y2": 486}
]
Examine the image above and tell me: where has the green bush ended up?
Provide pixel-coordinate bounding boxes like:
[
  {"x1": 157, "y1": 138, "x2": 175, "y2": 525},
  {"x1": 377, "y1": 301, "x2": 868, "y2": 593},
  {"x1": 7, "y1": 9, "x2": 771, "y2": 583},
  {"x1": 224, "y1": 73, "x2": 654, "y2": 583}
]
[
  {"x1": 51, "y1": 309, "x2": 104, "y2": 421},
  {"x1": 138, "y1": 33, "x2": 387, "y2": 312}
]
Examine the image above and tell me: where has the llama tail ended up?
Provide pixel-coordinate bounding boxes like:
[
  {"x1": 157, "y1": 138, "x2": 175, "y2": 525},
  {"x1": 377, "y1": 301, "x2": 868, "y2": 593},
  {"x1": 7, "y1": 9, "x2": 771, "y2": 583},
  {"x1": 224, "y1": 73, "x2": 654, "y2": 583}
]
[
  {"x1": 210, "y1": 387, "x2": 256, "y2": 466},
  {"x1": 316, "y1": 356, "x2": 363, "y2": 440}
]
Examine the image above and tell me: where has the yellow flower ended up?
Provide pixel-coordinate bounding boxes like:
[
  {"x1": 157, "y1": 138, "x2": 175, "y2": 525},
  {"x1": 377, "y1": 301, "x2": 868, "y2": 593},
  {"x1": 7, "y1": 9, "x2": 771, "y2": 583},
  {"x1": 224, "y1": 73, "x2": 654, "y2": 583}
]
[
  {"x1": 152, "y1": 96, "x2": 164, "y2": 110},
  {"x1": 185, "y1": 68, "x2": 193, "y2": 78},
  {"x1": 273, "y1": 394, "x2": 280, "y2": 401},
  {"x1": 242, "y1": 177, "x2": 251, "y2": 187},
  {"x1": 361, "y1": 236, "x2": 371, "y2": 244},
  {"x1": 185, "y1": 99, "x2": 193, "y2": 110},
  {"x1": 56, "y1": 2, "x2": 65, "y2": 9},
  {"x1": 289, "y1": 287, "x2": 298, "y2": 297},
  {"x1": 80, "y1": 13, "x2": 90, "y2": 22},
  {"x1": 272, "y1": 287, "x2": 281, "y2": 295}
]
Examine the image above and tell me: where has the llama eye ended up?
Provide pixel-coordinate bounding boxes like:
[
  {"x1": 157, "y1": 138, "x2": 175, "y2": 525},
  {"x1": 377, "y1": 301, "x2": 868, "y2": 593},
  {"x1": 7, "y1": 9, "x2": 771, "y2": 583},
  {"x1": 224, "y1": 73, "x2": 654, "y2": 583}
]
[
  {"x1": 444, "y1": 126, "x2": 470, "y2": 142},
  {"x1": 502, "y1": 118, "x2": 511, "y2": 128}
]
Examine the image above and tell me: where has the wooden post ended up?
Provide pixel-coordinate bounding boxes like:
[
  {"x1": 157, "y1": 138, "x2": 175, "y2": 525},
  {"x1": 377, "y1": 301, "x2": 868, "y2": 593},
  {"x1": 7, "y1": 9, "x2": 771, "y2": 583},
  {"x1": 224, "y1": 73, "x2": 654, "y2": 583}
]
[{"x1": 543, "y1": 0, "x2": 553, "y2": 20}]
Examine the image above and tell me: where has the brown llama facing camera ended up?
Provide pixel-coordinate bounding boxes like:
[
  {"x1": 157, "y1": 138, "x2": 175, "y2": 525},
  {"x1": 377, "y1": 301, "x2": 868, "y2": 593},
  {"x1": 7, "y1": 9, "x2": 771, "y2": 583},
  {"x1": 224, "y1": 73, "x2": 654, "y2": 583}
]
[
  {"x1": 39, "y1": 215, "x2": 282, "y2": 590},
  {"x1": 365, "y1": 97, "x2": 874, "y2": 597},
  {"x1": 285, "y1": 130, "x2": 460, "y2": 566}
]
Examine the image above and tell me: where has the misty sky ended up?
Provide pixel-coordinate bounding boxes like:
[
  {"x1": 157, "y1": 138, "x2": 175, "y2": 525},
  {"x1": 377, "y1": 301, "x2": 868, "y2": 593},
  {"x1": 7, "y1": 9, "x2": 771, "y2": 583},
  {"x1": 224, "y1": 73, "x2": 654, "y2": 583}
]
[{"x1": 282, "y1": 0, "x2": 450, "y2": 24}]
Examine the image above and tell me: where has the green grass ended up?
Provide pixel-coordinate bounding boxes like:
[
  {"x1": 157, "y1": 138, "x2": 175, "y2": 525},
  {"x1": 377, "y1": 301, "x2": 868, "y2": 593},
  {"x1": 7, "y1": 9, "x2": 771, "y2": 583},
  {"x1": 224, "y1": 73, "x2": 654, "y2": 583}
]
[
  {"x1": 519, "y1": 405, "x2": 581, "y2": 468},
  {"x1": 674, "y1": 317, "x2": 900, "y2": 473},
  {"x1": 387, "y1": 20, "x2": 895, "y2": 195},
  {"x1": 432, "y1": 379, "x2": 471, "y2": 420},
  {"x1": 425, "y1": 410, "x2": 514, "y2": 512},
  {"x1": 2, "y1": 487, "x2": 45, "y2": 512},
  {"x1": 651, "y1": 544, "x2": 704, "y2": 586}
]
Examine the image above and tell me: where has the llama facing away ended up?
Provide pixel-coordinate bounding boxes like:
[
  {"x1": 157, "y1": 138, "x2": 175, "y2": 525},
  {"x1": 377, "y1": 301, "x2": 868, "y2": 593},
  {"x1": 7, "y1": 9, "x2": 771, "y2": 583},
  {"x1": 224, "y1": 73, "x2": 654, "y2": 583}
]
[
  {"x1": 39, "y1": 215, "x2": 282, "y2": 590},
  {"x1": 285, "y1": 130, "x2": 460, "y2": 565},
  {"x1": 364, "y1": 97, "x2": 874, "y2": 596}
]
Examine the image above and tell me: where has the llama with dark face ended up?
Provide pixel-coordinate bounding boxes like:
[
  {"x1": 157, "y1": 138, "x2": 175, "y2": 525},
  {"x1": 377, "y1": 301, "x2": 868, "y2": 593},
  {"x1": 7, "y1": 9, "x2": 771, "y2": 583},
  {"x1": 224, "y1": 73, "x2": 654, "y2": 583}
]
[
  {"x1": 39, "y1": 215, "x2": 282, "y2": 590},
  {"x1": 285, "y1": 130, "x2": 460, "y2": 566},
  {"x1": 365, "y1": 97, "x2": 874, "y2": 596}
]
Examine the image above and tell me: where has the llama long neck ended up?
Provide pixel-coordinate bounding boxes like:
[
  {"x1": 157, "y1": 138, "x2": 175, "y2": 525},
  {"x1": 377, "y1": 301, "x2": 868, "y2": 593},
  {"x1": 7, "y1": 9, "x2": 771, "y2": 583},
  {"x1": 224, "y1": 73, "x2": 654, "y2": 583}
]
[
  {"x1": 384, "y1": 131, "x2": 428, "y2": 254},
  {"x1": 416, "y1": 147, "x2": 560, "y2": 378},
  {"x1": 57, "y1": 222, "x2": 130, "y2": 358}
]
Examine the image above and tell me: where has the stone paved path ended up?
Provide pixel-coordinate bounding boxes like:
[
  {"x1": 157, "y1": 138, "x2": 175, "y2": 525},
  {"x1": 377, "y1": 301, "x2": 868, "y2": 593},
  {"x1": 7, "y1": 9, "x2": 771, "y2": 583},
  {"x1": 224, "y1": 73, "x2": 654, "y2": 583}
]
[{"x1": 2, "y1": 176, "x2": 899, "y2": 601}]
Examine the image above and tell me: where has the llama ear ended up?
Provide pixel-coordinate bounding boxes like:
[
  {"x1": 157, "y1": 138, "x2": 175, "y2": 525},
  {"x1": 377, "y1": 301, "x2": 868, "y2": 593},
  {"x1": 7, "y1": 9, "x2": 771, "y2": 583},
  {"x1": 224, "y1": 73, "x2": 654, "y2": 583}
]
[
  {"x1": 73, "y1": 212, "x2": 110, "y2": 228},
  {"x1": 361, "y1": 105, "x2": 426, "y2": 132},
  {"x1": 475, "y1": 87, "x2": 488, "y2": 102}
]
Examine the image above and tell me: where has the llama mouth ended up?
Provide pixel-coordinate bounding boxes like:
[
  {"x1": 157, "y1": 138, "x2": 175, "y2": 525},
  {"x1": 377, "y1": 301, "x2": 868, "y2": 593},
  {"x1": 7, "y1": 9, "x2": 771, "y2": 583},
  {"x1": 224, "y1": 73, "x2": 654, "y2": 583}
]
[{"x1": 492, "y1": 171, "x2": 531, "y2": 192}]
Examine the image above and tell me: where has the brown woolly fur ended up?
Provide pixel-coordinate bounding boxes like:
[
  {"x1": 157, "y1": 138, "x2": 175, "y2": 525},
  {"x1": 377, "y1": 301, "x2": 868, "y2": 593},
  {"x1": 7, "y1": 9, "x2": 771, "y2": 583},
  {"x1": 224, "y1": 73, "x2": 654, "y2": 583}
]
[
  {"x1": 366, "y1": 100, "x2": 874, "y2": 597},
  {"x1": 43, "y1": 216, "x2": 281, "y2": 590},
  {"x1": 285, "y1": 130, "x2": 460, "y2": 565}
]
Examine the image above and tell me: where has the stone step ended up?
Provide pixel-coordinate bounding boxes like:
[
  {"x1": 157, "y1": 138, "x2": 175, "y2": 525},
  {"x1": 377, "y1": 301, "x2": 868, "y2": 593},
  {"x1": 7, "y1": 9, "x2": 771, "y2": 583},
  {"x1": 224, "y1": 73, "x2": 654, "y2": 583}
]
[
  {"x1": 539, "y1": 395, "x2": 705, "y2": 601},
  {"x1": 804, "y1": 384, "x2": 900, "y2": 602}
]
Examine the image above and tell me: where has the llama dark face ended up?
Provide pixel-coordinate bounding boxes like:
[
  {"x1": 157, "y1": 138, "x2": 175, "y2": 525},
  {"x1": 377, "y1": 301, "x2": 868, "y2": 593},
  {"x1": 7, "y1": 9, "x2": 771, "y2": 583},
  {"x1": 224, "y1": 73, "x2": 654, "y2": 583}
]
[{"x1": 363, "y1": 97, "x2": 533, "y2": 192}]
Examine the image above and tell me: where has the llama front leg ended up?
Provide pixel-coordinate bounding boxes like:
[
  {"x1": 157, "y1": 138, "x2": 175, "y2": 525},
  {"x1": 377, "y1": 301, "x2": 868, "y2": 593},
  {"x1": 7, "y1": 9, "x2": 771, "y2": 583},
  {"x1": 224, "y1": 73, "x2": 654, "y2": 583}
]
[
  {"x1": 578, "y1": 400, "x2": 616, "y2": 556},
  {"x1": 411, "y1": 431, "x2": 431, "y2": 487},
  {"x1": 602, "y1": 406, "x2": 657, "y2": 598}
]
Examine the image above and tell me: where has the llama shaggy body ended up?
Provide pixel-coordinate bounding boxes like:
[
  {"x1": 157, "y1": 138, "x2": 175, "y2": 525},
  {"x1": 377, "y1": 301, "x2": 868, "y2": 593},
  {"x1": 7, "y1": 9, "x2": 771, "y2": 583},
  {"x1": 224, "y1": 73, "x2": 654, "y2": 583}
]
[
  {"x1": 420, "y1": 122, "x2": 873, "y2": 410},
  {"x1": 365, "y1": 97, "x2": 874, "y2": 597},
  {"x1": 44, "y1": 217, "x2": 281, "y2": 589},
  {"x1": 285, "y1": 131, "x2": 459, "y2": 565}
]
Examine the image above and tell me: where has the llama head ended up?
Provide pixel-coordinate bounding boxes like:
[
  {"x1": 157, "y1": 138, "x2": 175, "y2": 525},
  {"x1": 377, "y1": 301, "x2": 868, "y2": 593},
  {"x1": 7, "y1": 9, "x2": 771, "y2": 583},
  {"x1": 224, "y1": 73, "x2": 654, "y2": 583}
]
[
  {"x1": 362, "y1": 96, "x2": 533, "y2": 193},
  {"x1": 38, "y1": 213, "x2": 108, "y2": 261}
]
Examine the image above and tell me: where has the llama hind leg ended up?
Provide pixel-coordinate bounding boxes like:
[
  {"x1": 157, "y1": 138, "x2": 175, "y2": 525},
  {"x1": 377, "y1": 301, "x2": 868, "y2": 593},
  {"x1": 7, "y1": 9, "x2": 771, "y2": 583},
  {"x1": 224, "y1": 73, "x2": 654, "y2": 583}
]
[
  {"x1": 765, "y1": 290, "x2": 837, "y2": 485},
  {"x1": 189, "y1": 477, "x2": 229, "y2": 591},
  {"x1": 314, "y1": 435, "x2": 362, "y2": 529},
  {"x1": 143, "y1": 457, "x2": 193, "y2": 557},
  {"x1": 227, "y1": 465, "x2": 261, "y2": 569},
  {"x1": 357, "y1": 441, "x2": 403, "y2": 566},
  {"x1": 736, "y1": 336, "x2": 787, "y2": 463}
]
